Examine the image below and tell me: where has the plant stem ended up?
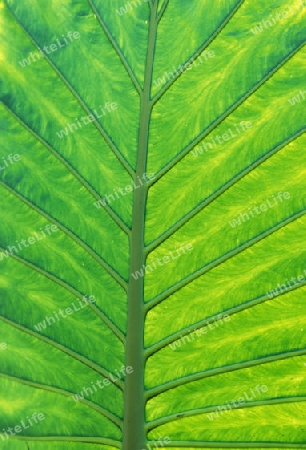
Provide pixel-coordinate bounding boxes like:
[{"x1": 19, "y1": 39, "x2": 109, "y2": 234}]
[{"x1": 122, "y1": 2, "x2": 158, "y2": 450}]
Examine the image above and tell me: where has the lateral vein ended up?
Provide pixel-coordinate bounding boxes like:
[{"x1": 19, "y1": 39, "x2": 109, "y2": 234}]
[
  {"x1": 0, "y1": 180, "x2": 128, "y2": 292},
  {"x1": 4, "y1": 1, "x2": 135, "y2": 179},
  {"x1": 145, "y1": 347, "x2": 306, "y2": 399},
  {"x1": 145, "y1": 209, "x2": 306, "y2": 311},
  {"x1": 0, "y1": 248, "x2": 126, "y2": 344},
  {"x1": 0, "y1": 372, "x2": 123, "y2": 430},
  {"x1": 153, "y1": 0, "x2": 246, "y2": 103},
  {"x1": 87, "y1": 0, "x2": 142, "y2": 95},
  {"x1": 157, "y1": 0, "x2": 170, "y2": 23},
  {"x1": 0, "y1": 315, "x2": 124, "y2": 390},
  {"x1": 145, "y1": 276, "x2": 306, "y2": 358},
  {"x1": 145, "y1": 128, "x2": 305, "y2": 254},
  {"x1": 157, "y1": 441, "x2": 306, "y2": 448},
  {"x1": 12, "y1": 436, "x2": 121, "y2": 447},
  {"x1": 146, "y1": 396, "x2": 306, "y2": 431},
  {"x1": 2, "y1": 102, "x2": 131, "y2": 238},
  {"x1": 150, "y1": 42, "x2": 305, "y2": 186}
]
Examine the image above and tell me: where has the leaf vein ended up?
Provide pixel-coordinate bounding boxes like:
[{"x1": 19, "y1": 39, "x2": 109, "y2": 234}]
[
  {"x1": 158, "y1": 442, "x2": 306, "y2": 448},
  {"x1": 146, "y1": 396, "x2": 306, "y2": 431},
  {"x1": 4, "y1": 1, "x2": 135, "y2": 178},
  {"x1": 0, "y1": 249, "x2": 126, "y2": 343},
  {"x1": 87, "y1": 0, "x2": 143, "y2": 95},
  {"x1": 152, "y1": 0, "x2": 246, "y2": 102},
  {"x1": 157, "y1": 0, "x2": 170, "y2": 23},
  {"x1": 149, "y1": 42, "x2": 305, "y2": 187},
  {"x1": 145, "y1": 210, "x2": 306, "y2": 311},
  {"x1": 0, "y1": 372, "x2": 123, "y2": 430},
  {"x1": 2, "y1": 103, "x2": 131, "y2": 237},
  {"x1": 0, "y1": 315, "x2": 124, "y2": 390},
  {"x1": 145, "y1": 276, "x2": 306, "y2": 358},
  {"x1": 145, "y1": 129, "x2": 305, "y2": 254},
  {"x1": 146, "y1": 348, "x2": 306, "y2": 399},
  {"x1": 0, "y1": 180, "x2": 128, "y2": 290},
  {"x1": 13, "y1": 436, "x2": 121, "y2": 447}
]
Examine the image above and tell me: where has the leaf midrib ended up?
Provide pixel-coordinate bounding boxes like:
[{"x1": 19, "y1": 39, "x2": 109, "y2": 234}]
[{"x1": 122, "y1": 2, "x2": 158, "y2": 449}]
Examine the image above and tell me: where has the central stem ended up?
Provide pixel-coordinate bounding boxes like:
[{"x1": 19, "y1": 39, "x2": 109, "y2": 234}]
[{"x1": 122, "y1": 2, "x2": 158, "y2": 450}]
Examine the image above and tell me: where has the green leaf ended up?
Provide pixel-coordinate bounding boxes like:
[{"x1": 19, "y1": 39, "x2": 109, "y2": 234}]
[{"x1": 0, "y1": 0, "x2": 306, "y2": 449}]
